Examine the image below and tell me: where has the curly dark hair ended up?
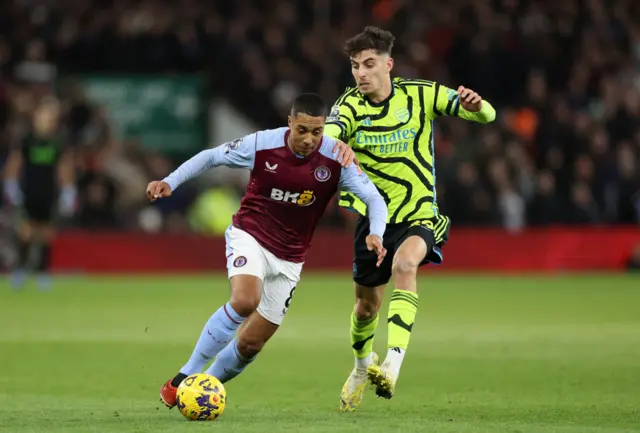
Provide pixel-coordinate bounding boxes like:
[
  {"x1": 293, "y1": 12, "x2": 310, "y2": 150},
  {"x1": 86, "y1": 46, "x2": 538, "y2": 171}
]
[{"x1": 343, "y1": 26, "x2": 395, "y2": 57}]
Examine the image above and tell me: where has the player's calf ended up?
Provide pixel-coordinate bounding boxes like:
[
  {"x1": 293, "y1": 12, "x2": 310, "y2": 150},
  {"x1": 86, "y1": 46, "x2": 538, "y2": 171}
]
[
  {"x1": 179, "y1": 301, "x2": 246, "y2": 374},
  {"x1": 235, "y1": 332, "x2": 267, "y2": 359},
  {"x1": 10, "y1": 229, "x2": 34, "y2": 290},
  {"x1": 340, "y1": 284, "x2": 384, "y2": 411},
  {"x1": 159, "y1": 298, "x2": 250, "y2": 409},
  {"x1": 204, "y1": 338, "x2": 254, "y2": 384},
  {"x1": 159, "y1": 279, "x2": 261, "y2": 408},
  {"x1": 166, "y1": 275, "x2": 261, "y2": 384},
  {"x1": 381, "y1": 236, "x2": 426, "y2": 393},
  {"x1": 352, "y1": 284, "x2": 384, "y2": 369},
  {"x1": 205, "y1": 312, "x2": 278, "y2": 383},
  {"x1": 354, "y1": 294, "x2": 381, "y2": 321}
]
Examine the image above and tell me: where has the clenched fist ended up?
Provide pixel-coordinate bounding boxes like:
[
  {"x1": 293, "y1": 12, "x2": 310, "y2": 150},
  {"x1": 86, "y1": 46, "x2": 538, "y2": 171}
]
[
  {"x1": 146, "y1": 181, "x2": 172, "y2": 202},
  {"x1": 457, "y1": 86, "x2": 484, "y2": 112}
]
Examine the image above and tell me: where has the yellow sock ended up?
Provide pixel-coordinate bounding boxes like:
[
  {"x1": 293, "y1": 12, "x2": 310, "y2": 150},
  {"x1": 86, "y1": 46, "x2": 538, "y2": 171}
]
[
  {"x1": 387, "y1": 289, "x2": 418, "y2": 351},
  {"x1": 350, "y1": 310, "x2": 378, "y2": 365}
]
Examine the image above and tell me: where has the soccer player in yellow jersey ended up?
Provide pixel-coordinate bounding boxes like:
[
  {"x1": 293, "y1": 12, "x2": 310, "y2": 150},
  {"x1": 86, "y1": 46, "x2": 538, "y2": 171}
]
[{"x1": 325, "y1": 27, "x2": 497, "y2": 411}]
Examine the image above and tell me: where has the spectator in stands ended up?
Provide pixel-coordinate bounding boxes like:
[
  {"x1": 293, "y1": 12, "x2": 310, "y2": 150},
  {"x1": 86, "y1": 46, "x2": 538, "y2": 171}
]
[
  {"x1": 77, "y1": 171, "x2": 118, "y2": 229},
  {"x1": 527, "y1": 169, "x2": 563, "y2": 226}
]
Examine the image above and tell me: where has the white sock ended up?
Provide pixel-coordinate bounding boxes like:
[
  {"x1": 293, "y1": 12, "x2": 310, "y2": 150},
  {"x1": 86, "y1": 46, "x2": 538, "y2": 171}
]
[
  {"x1": 355, "y1": 353, "x2": 374, "y2": 370},
  {"x1": 385, "y1": 347, "x2": 405, "y2": 376}
]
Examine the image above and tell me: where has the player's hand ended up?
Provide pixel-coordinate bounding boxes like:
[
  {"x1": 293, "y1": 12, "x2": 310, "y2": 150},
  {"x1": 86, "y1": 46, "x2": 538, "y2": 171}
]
[
  {"x1": 146, "y1": 181, "x2": 172, "y2": 202},
  {"x1": 3, "y1": 179, "x2": 23, "y2": 206},
  {"x1": 58, "y1": 186, "x2": 78, "y2": 216},
  {"x1": 333, "y1": 141, "x2": 362, "y2": 173},
  {"x1": 457, "y1": 86, "x2": 483, "y2": 112},
  {"x1": 366, "y1": 235, "x2": 387, "y2": 267}
]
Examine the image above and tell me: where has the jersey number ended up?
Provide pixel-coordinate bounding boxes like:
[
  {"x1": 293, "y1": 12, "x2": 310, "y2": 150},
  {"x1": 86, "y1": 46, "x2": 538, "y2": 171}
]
[{"x1": 284, "y1": 286, "x2": 296, "y2": 309}]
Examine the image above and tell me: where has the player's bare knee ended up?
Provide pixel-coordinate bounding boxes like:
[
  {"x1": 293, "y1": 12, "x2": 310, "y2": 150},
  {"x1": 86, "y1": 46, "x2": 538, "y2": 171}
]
[
  {"x1": 236, "y1": 336, "x2": 264, "y2": 359},
  {"x1": 229, "y1": 296, "x2": 260, "y2": 318},
  {"x1": 354, "y1": 298, "x2": 380, "y2": 321},
  {"x1": 391, "y1": 257, "x2": 419, "y2": 280},
  {"x1": 354, "y1": 284, "x2": 384, "y2": 320},
  {"x1": 229, "y1": 276, "x2": 262, "y2": 317}
]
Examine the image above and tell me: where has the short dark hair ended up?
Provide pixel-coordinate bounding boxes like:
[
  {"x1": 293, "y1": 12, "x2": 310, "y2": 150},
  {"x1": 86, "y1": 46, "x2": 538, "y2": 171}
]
[
  {"x1": 291, "y1": 93, "x2": 327, "y2": 117},
  {"x1": 344, "y1": 26, "x2": 395, "y2": 58}
]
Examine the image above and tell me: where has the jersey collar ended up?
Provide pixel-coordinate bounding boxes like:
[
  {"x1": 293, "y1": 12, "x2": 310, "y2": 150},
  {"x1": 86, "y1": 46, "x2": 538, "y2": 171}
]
[
  {"x1": 284, "y1": 129, "x2": 322, "y2": 159},
  {"x1": 363, "y1": 78, "x2": 395, "y2": 107}
]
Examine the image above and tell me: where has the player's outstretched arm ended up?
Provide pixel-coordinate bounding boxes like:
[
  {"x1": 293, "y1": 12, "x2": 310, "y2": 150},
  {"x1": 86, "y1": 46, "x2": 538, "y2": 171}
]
[
  {"x1": 159, "y1": 133, "x2": 257, "y2": 194},
  {"x1": 432, "y1": 83, "x2": 496, "y2": 124},
  {"x1": 338, "y1": 165, "x2": 388, "y2": 266}
]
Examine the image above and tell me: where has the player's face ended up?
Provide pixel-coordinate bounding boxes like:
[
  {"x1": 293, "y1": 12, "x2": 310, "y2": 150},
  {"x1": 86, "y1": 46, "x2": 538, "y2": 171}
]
[
  {"x1": 33, "y1": 103, "x2": 60, "y2": 135},
  {"x1": 287, "y1": 113, "x2": 325, "y2": 156},
  {"x1": 350, "y1": 49, "x2": 393, "y2": 97}
]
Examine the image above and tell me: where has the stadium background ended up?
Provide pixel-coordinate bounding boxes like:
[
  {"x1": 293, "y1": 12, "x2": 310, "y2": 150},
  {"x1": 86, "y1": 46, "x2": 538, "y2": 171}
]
[
  {"x1": 0, "y1": 0, "x2": 638, "y2": 272},
  {"x1": 1, "y1": 1, "x2": 639, "y2": 432}
]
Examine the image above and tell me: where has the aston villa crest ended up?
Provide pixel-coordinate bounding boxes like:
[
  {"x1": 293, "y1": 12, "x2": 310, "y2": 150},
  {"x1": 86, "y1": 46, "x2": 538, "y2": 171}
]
[{"x1": 314, "y1": 166, "x2": 331, "y2": 182}]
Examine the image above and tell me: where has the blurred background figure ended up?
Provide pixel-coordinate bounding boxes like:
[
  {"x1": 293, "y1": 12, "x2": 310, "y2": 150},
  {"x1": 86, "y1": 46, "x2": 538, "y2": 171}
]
[
  {"x1": 3, "y1": 97, "x2": 75, "y2": 290},
  {"x1": 0, "y1": 0, "x2": 637, "y2": 275}
]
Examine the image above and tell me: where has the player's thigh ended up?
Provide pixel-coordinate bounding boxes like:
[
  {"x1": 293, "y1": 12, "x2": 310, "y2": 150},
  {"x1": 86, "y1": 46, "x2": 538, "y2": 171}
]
[
  {"x1": 236, "y1": 311, "x2": 280, "y2": 357},
  {"x1": 23, "y1": 194, "x2": 55, "y2": 228},
  {"x1": 225, "y1": 225, "x2": 268, "y2": 280},
  {"x1": 393, "y1": 235, "x2": 429, "y2": 269},
  {"x1": 396, "y1": 218, "x2": 449, "y2": 267},
  {"x1": 257, "y1": 249, "x2": 303, "y2": 326},
  {"x1": 352, "y1": 216, "x2": 398, "y2": 288},
  {"x1": 388, "y1": 234, "x2": 428, "y2": 292},
  {"x1": 225, "y1": 225, "x2": 269, "y2": 313},
  {"x1": 256, "y1": 273, "x2": 299, "y2": 326}
]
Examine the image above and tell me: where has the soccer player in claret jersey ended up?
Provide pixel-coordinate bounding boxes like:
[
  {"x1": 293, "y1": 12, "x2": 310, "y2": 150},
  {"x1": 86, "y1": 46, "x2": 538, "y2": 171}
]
[
  {"x1": 324, "y1": 27, "x2": 497, "y2": 410},
  {"x1": 148, "y1": 93, "x2": 388, "y2": 408}
]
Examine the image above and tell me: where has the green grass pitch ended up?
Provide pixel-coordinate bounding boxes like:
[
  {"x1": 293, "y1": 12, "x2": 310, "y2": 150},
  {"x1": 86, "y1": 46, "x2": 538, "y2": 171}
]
[{"x1": 1, "y1": 274, "x2": 639, "y2": 433}]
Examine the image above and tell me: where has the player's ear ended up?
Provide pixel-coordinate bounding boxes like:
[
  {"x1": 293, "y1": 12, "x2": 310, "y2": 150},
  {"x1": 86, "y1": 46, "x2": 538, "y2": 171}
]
[
  {"x1": 387, "y1": 56, "x2": 394, "y2": 73},
  {"x1": 287, "y1": 115, "x2": 292, "y2": 128}
]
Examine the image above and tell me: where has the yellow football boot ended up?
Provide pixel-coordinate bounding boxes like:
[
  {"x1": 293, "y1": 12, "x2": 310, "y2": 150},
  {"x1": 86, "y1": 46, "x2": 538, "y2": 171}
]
[
  {"x1": 366, "y1": 358, "x2": 397, "y2": 399},
  {"x1": 339, "y1": 352, "x2": 378, "y2": 412}
]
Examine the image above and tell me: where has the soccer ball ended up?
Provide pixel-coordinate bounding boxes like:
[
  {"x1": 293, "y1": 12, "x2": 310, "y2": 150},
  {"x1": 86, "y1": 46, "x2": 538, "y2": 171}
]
[{"x1": 176, "y1": 373, "x2": 226, "y2": 421}]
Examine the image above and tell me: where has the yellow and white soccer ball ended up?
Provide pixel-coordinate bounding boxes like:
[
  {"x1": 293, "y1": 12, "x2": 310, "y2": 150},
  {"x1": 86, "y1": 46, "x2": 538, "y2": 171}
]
[{"x1": 176, "y1": 373, "x2": 226, "y2": 421}]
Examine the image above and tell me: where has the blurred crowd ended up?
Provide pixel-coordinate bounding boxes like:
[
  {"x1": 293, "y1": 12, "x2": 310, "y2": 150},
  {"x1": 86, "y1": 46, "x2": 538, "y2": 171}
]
[{"x1": 0, "y1": 0, "x2": 638, "y2": 234}]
